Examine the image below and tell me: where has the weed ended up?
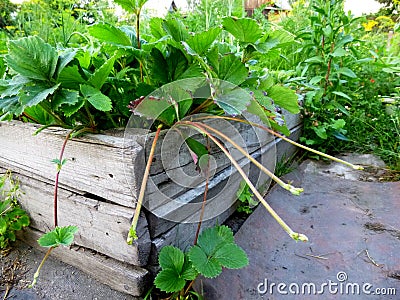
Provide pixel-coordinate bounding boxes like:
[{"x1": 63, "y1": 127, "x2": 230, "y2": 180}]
[{"x1": 0, "y1": 171, "x2": 30, "y2": 251}]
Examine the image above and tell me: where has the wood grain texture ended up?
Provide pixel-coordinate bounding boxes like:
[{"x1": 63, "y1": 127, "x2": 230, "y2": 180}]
[
  {"x1": 18, "y1": 227, "x2": 150, "y2": 297},
  {"x1": 0, "y1": 121, "x2": 144, "y2": 208},
  {"x1": 0, "y1": 167, "x2": 151, "y2": 266},
  {"x1": 144, "y1": 125, "x2": 302, "y2": 238}
]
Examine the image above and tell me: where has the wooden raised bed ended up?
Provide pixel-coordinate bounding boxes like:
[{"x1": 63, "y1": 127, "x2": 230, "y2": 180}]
[{"x1": 0, "y1": 110, "x2": 302, "y2": 296}]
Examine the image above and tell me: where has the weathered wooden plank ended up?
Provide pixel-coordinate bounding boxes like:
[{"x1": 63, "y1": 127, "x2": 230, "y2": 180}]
[
  {"x1": 145, "y1": 116, "x2": 273, "y2": 175},
  {"x1": 146, "y1": 126, "x2": 303, "y2": 265},
  {"x1": 145, "y1": 124, "x2": 302, "y2": 238},
  {"x1": 0, "y1": 121, "x2": 143, "y2": 208},
  {"x1": 18, "y1": 227, "x2": 150, "y2": 297},
  {"x1": 0, "y1": 109, "x2": 300, "y2": 210},
  {"x1": 0, "y1": 167, "x2": 151, "y2": 266}
]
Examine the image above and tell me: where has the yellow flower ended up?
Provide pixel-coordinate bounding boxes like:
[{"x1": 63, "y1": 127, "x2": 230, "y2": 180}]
[{"x1": 362, "y1": 20, "x2": 378, "y2": 32}]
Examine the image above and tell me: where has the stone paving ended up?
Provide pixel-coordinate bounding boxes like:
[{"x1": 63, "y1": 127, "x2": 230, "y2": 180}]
[{"x1": 195, "y1": 155, "x2": 400, "y2": 300}]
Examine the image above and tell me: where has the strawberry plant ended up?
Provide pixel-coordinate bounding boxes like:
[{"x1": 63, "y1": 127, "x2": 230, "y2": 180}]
[
  {"x1": 154, "y1": 226, "x2": 248, "y2": 296},
  {"x1": 0, "y1": 2, "x2": 366, "y2": 296},
  {"x1": 30, "y1": 225, "x2": 79, "y2": 287},
  {"x1": 0, "y1": 35, "x2": 121, "y2": 133}
]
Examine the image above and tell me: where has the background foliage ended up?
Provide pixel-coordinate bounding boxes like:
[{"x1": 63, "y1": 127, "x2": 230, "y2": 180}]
[{"x1": 0, "y1": 0, "x2": 399, "y2": 170}]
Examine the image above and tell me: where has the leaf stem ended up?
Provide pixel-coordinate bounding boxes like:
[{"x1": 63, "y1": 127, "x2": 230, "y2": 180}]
[
  {"x1": 194, "y1": 137, "x2": 211, "y2": 245},
  {"x1": 179, "y1": 121, "x2": 308, "y2": 242},
  {"x1": 127, "y1": 124, "x2": 163, "y2": 244},
  {"x1": 84, "y1": 101, "x2": 96, "y2": 129},
  {"x1": 29, "y1": 247, "x2": 54, "y2": 287},
  {"x1": 195, "y1": 115, "x2": 364, "y2": 170},
  {"x1": 54, "y1": 130, "x2": 73, "y2": 227},
  {"x1": 184, "y1": 280, "x2": 196, "y2": 297},
  {"x1": 39, "y1": 102, "x2": 67, "y2": 127},
  {"x1": 193, "y1": 121, "x2": 304, "y2": 195}
]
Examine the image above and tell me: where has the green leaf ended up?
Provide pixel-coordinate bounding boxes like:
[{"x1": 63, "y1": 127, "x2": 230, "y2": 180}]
[
  {"x1": 52, "y1": 89, "x2": 79, "y2": 110},
  {"x1": 154, "y1": 247, "x2": 198, "y2": 293},
  {"x1": 246, "y1": 99, "x2": 290, "y2": 136},
  {"x1": 0, "y1": 75, "x2": 30, "y2": 98},
  {"x1": 88, "y1": 23, "x2": 131, "y2": 46},
  {"x1": 55, "y1": 49, "x2": 77, "y2": 79},
  {"x1": 6, "y1": 36, "x2": 58, "y2": 81},
  {"x1": 0, "y1": 217, "x2": 7, "y2": 235},
  {"x1": 0, "y1": 96, "x2": 24, "y2": 118},
  {"x1": 216, "y1": 225, "x2": 235, "y2": 244},
  {"x1": 0, "y1": 57, "x2": 5, "y2": 79},
  {"x1": 24, "y1": 105, "x2": 55, "y2": 125},
  {"x1": 335, "y1": 35, "x2": 353, "y2": 49},
  {"x1": 186, "y1": 27, "x2": 222, "y2": 56},
  {"x1": 114, "y1": 0, "x2": 149, "y2": 13},
  {"x1": 80, "y1": 85, "x2": 112, "y2": 112},
  {"x1": 150, "y1": 48, "x2": 168, "y2": 83},
  {"x1": 149, "y1": 17, "x2": 165, "y2": 39},
  {"x1": 58, "y1": 65, "x2": 86, "y2": 89},
  {"x1": 19, "y1": 83, "x2": 61, "y2": 107},
  {"x1": 0, "y1": 200, "x2": 11, "y2": 214},
  {"x1": 331, "y1": 48, "x2": 347, "y2": 57},
  {"x1": 88, "y1": 54, "x2": 117, "y2": 89},
  {"x1": 151, "y1": 47, "x2": 191, "y2": 83},
  {"x1": 266, "y1": 85, "x2": 300, "y2": 114},
  {"x1": 62, "y1": 98, "x2": 85, "y2": 117},
  {"x1": 382, "y1": 66, "x2": 400, "y2": 73},
  {"x1": 181, "y1": 255, "x2": 198, "y2": 280},
  {"x1": 309, "y1": 76, "x2": 324, "y2": 85},
  {"x1": 217, "y1": 54, "x2": 248, "y2": 85},
  {"x1": 304, "y1": 56, "x2": 324, "y2": 64},
  {"x1": 135, "y1": 95, "x2": 175, "y2": 125},
  {"x1": 213, "y1": 83, "x2": 251, "y2": 116},
  {"x1": 177, "y1": 64, "x2": 205, "y2": 80},
  {"x1": 167, "y1": 47, "x2": 189, "y2": 81},
  {"x1": 189, "y1": 245, "x2": 222, "y2": 278},
  {"x1": 18, "y1": 215, "x2": 30, "y2": 227},
  {"x1": 214, "y1": 243, "x2": 248, "y2": 269},
  {"x1": 313, "y1": 126, "x2": 327, "y2": 139},
  {"x1": 162, "y1": 18, "x2": 189, "y2": 42},
  {"x1": 331, "y1": 118, "x2": 345, "y2": 130},
  {"x1": 252, "y1": 38, "x2": 280, "y2": 54},
  {"x1": 154, "y1": 268, "x2": 186, "y2": 293},
  {"x1": 38, "y1": 226, "x2": 79, "y2": 248},
  {"x1": 259, "y1": 75, "x2": 274, "y2": 90},
  {"x1": 7, "y1": 231, "x2": 16, "y2": 242},
  {"x1": 185, "y1": 137, "x2": 208, "y2": 165},
  {"x1": 337, "y1": 67, "x2": 357, "y2": 78},
  {"x1": 196, "y1": 225, "x2": 233, "y2": 255},
  {"x1": 158, "y1": 246, "x2": 185, "y2": 272},
  {"x1": 222, "y1": 17, "x2": 263, "y2": 43},
  {"x1": 332, "y1": 91, "x2": 352, "y2": 101},
  {"x1": 10, "y1": 221, "x2": 22, "y2": 231}
]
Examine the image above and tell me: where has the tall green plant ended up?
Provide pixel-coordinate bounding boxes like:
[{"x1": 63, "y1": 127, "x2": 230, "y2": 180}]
[{"x1": 297, "y1": 0, "x2": 361, "y2": 146}]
